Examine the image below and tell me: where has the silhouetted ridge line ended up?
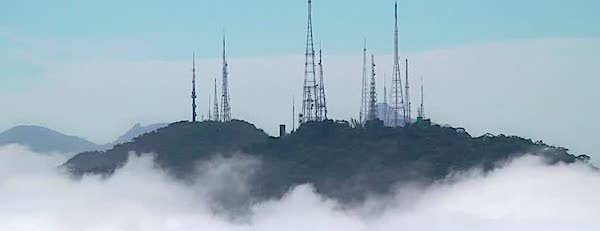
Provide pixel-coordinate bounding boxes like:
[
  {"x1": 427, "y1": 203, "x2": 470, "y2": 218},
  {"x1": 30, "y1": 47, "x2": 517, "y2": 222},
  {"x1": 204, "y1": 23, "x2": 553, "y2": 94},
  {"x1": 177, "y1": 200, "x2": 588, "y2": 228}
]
[{"x1": 63, "y1": 120, "x2": 590, "y2": 203}]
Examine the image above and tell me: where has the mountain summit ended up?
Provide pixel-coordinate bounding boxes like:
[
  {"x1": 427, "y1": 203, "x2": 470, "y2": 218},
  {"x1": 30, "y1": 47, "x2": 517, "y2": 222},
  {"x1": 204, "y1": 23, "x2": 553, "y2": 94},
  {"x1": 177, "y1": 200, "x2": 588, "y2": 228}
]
[
  {"x1": 106, "y1": 123, "x2": 169, "y2": 148},
  {"x1": 0, "y1": 125, "x2": 98, "y2": 153},
  {"x1": 0, "y1": 123, "x2": 169, "y2": 153},
  {"x1": 63, "y1": 119, "x2": 588, "y2": 203}
]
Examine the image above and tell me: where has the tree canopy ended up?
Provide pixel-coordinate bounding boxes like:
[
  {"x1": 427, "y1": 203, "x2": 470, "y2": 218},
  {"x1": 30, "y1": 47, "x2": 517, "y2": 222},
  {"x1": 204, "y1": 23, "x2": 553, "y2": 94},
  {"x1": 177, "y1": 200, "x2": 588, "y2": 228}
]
[{"x1": 64, "y1": 119, "x2": 587, "y2": 202}]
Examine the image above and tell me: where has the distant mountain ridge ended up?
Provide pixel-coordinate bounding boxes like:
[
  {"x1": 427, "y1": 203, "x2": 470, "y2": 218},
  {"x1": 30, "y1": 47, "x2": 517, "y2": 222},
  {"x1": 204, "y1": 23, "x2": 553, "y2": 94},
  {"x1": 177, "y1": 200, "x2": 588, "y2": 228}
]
[
  {"x1": 0, "y1": 125, "x2": 99, "y2": 153},
  {"x1": 113, "y1": 123, "x2": 169, "y2": 145},
  {"x1": 100, "y1": 123, "x2": 169, "y2": 149},
  {"x1": 0, "y1": 123, "x2": 168, "y2": 153}
]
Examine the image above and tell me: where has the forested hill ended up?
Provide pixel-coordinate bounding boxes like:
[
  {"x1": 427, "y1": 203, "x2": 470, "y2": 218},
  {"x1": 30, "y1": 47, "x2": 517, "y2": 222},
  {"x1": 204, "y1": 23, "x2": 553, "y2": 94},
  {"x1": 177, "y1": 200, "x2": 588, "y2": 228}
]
[
  {"x1": 63, "y1": 119, "x2": 590, "y2": 202},
  {"x1": 64, "y1": 120, "x2": 269, "y2": 176}
]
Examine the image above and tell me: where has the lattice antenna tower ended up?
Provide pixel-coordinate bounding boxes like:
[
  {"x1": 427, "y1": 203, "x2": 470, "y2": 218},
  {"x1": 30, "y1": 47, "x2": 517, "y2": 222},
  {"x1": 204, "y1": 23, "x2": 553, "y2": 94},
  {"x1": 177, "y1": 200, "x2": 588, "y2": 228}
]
[
  {"x1": 213, "y1": 78, "x2": 220, "y2": 122},
  {"x1": 383, "y1": 72, "x2": 388, "y2": 126},
  {"x1": 220, "y1": 35, "x2": 232, "y2": 122},
  {"x1": 417, "y1": 76, "x2": 425, "y2": 120},
  {"x1": 368, "y1": 54, "x2": 378, "y2": 121},
  {"x1": 391, "y1": 1, "x2": 405, "y2": 127},
  {"x1": 360, "y1": 38, "x2": 369, "y2": 124},
  {"x1": 301, "y1": 0, "x2": 318, "y2": 124},
  {"x1": 191, "y1": 53, "x2": 198, "y2": 122},
  {"x1": 404, "y1": 59, "x2": 411, "y2": 125},
  {"x1": 317, "y1": 42, "x2": 328, "y2": 120},
  {"x1": 292, "y1": 96, "x2": 296, "y2": 132}
]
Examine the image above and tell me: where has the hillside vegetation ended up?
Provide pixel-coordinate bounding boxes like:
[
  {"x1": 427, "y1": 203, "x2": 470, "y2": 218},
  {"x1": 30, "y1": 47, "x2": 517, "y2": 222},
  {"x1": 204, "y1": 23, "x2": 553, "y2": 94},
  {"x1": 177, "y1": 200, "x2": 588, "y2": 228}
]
[{"x1": 64, "y1": 119, "x2": 589, "y2": 202}]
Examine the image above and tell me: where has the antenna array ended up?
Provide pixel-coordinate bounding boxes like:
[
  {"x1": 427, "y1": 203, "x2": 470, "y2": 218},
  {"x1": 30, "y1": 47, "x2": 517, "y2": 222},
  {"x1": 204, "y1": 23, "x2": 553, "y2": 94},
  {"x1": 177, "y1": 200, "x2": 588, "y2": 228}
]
[
  {"x1": 368, "y1": 55, "x2": 378, "y2": 121},
  {"x1": 221, "y1": 35, "x2": 232, "y2": 122},
  {"x1": 191, "y1": 53, "x2": 198, "y2": 122},
  {"x1": 391, "y1": 2, "x2": 405, "y2": 127}
]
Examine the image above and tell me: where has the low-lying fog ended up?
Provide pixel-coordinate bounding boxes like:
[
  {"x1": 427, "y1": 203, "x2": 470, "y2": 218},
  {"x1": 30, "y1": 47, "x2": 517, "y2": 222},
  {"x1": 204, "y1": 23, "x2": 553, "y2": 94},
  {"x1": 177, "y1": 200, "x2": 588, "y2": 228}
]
[{"x1": 0, "y1": 144, "x2": 598, "y2": 231}]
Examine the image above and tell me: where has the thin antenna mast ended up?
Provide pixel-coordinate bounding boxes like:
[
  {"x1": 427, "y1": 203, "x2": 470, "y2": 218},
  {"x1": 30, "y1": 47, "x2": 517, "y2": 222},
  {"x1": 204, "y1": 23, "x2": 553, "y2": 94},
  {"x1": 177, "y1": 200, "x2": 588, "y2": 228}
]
[
  {"x1": 360, "y1": 38, "x2": 369, "y2": 124},
  {"x1": 384, "y1": 72, "x2": 388, "y2": 126},
  {"x1": 418, "y1": 76, "x2": 425, "y2": 120},
  {"x1": 405, "y1": 58, "x2": 411, "y2": 125},
  {"x1": 301, "y1": 0, "x2": 318, "y2": 124},
  {"x1": 368, "y1": 54, "x2": 378, "y2": 121},
  {"x1": 213, "y1": 78, "x2": 220, "y2": 121},
  {"x1": 292, "y1": 96, "x2": 296, "y2": 132},
  {"x1": 221, "y1": 34, "x2": 232, "y2": 122},
  {"x1": 191, "y1": 53, "x2": 198, "y2": 122},
  {"x1": 317, "y1": 42, "x2": 328, "y2": 120},
  {"x1": 391, "y1": 1, "x2": 405, "y2": 127}
]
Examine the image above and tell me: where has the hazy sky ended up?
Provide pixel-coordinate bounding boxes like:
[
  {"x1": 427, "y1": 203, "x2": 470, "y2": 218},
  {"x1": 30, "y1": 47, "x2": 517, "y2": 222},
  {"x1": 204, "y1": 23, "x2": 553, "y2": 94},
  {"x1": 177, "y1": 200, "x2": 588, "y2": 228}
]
[{"x1": 1, "y1": 1, "x2": 599, "y2": 160}]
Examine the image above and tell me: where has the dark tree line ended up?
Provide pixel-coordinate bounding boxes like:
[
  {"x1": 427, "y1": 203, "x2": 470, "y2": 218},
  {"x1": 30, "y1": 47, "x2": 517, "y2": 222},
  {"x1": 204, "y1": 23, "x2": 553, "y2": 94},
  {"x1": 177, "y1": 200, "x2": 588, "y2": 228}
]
[{"x1": 64, "y1": 119, "x2": 590, "y2": 203}]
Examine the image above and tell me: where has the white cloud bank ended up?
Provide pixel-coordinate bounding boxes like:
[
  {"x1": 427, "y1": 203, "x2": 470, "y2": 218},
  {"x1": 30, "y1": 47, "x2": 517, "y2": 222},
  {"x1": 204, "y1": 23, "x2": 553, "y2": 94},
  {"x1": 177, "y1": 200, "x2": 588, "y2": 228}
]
[{"x1": 0, "y1": 144, "x2": 599, "y2": 231}]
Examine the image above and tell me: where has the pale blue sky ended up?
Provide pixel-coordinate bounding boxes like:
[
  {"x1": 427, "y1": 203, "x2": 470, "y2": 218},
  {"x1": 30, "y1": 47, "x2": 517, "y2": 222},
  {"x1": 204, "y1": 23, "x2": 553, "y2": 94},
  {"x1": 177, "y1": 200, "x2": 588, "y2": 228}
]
[
  {"x1": 1, "y1": 0, "x2": 599, "y2": 160},
  {"x1": 3, "y1": 0, "x2": 600, "y2": 50},
  {"x1": 2, "y1": 0, "x2": 599, "y2": 89}
]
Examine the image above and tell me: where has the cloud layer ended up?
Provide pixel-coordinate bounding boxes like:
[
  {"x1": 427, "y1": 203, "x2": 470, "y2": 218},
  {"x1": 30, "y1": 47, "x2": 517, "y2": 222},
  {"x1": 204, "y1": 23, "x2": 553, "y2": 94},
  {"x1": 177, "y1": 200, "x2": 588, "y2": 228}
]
[{"x1": 0, "y1": 144, "x2": 599, "y2": 231}]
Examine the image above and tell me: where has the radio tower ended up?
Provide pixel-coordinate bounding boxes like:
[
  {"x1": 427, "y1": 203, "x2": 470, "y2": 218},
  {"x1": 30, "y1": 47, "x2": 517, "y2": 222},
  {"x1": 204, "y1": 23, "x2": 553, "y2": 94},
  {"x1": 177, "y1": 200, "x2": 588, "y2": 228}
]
[
  {"x1": 417, "y1": 76, "x2": 425, "y2": 121},
  {"x1": 404, "y1": 59, "x2": 411, "y2": 125},
  {"x1": 300, "y1": 0, "x2": 318, "y2": 124},
  {"x1": 292, "y1": 96, "x2": 296, "y2": 132},
  {"x1": 213, "y1": 78, "x2": 220, "y2": 122},
  {"x1": 191, "y1": 53, "x2": 198, "y2": 122},
  {"x1": 391, "y1": 1, "x2": 405, "y2": 127},
  {"x1": 360, "y1": 39, "x2": 369, "y2": 124},
  {"x1": 368, "y1": 55, "x2": 378, "y2": 121},
  {"x1": 221, "y1": 35, "x2": 232, "y2": 122},
  {"x1": 317, "y1": 43, "x2": 328, "y2": 120},
  {"x1": 383, "y1": 72, "x2": 388, "y2": 126}
]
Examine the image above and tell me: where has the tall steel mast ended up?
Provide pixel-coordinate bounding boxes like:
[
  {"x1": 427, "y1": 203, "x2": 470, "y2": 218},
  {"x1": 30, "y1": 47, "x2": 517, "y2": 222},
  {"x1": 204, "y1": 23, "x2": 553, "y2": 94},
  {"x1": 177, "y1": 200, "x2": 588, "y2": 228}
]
[
  {"x1": 213, "y1": 78, "x2": 220, "y2": 122},
  {"x1": 360, "y1": 39, "x2": 369, "y2": 124},
  {"x1": 191, "y1": 53, "x2": 198, "y2": 122},
  {"x1": 418, "y1": 76, "x2": 425, "y2": 120},
  {"x1": 292, "y1": 96, "x2": 296, "y2": 131},
  {"x1": 391, "y1": 1, "x2": 405, "y2": 127},
  {"x1": 221, "y1": 34, "x2": 232, "y2": 122},
  {"x1": 300, "y1": 0, "x2": 318, "y2": 124},
  {"x1": 368, "y1": 55, "x2": 378, "y2": 121},
  {"x1": 383, "y1": 72, "x2": 388, "y2": 126},
  {"x1": 317, "y1": 43, "x2": 328, "y2": 120},
  {"x1": 405, "y1": 58, "x2": 411, "y2": 125}
]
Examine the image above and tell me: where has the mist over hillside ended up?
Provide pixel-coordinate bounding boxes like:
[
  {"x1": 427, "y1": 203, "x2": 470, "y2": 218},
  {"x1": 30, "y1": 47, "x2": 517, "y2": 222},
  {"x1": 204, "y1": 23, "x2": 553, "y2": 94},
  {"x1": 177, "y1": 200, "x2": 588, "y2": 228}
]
[
  {"x1": 1, "y1": 141, "x2": 599, "y2": 230},
  {"x1": 64, "y1": 119, "x2": 590, "y2": 206},
  {"x1": 1, "y1": 0, "x2": 596, "y2": 229}
]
